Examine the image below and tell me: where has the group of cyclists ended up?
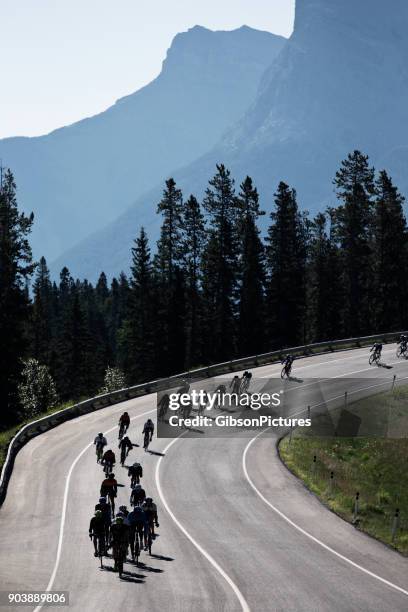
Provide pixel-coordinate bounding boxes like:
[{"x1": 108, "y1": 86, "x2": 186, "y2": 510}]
[{"x1": 89, "y1": 413, "x2": 159, "y2": 576}]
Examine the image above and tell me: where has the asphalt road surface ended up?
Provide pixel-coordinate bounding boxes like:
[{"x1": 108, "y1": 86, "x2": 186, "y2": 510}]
[{"x1": 1, "y1": 345, "x2": 408, "y2": 611}]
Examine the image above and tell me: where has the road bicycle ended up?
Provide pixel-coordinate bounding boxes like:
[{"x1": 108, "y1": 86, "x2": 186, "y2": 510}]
[
  {"x1": 281, "y1": 364, "x2": 292, "y2": 379},
  {"x1": 112, "y1": 543, "x2": 127, "y2": 577},
  {"x1": 369, "y1": 351, "x2": 381, "y2": 366},
  {"x1": 396, "y1": 344, "x2": 407, "y2": 358}
]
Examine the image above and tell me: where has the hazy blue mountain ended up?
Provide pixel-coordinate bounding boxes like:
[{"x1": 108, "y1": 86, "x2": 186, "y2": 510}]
[
  {"x1": 56, "y1": 0, "x2": 408, "y2": 281},
  {"x1": 0, "y1": 25, "x2": 285, "y2": 262}
]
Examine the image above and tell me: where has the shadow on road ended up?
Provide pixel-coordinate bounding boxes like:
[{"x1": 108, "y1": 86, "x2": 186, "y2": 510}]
[
  {"x1": 137, "y1": 561, "x2": 164, "y2": 573},
  {"x1": 150, "y1": 554, "x2": 174, "y2": 562},
  {"x1": 146, "y1": 450, "x2": 166, "y2": 456},
  {"x1": 287, "y1": 376, "x2": 304, "y2": 383}
]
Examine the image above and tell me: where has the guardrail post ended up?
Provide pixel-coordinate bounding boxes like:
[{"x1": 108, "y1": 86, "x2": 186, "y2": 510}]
[
  {"x1": 353, "y1": 492, "x2": 360, "y2": 522},
  {"x1": 289, "y1": 422, "x2": 293, "y2": 444},
  {"x1": 392, "y1": 375, "x2": 396, "y2": 391},
  {"x1": 391, "y1": 508, "x2": 400, "y2": 542},
  {"x1": 311, "y1": 454, "x2": 317, "y2": 476},
  {"x1": 344, "y1": 391, "x2": 348, "y2": 409},
  {"x1": 307, "y1": 405, "x2": 311, "y2": 420},
  {"x1": 329, "y1": 471, "x2": 334, "y2": 494}
]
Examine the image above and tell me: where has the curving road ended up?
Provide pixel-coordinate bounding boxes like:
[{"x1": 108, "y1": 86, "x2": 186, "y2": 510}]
[{"x1": 0, "y1": 345, "x2": 408, "y2": 611}]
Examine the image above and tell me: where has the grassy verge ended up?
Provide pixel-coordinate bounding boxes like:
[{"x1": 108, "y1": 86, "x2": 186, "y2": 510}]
[
  {"x1": 0, "y1": 401, "x2": 74, "y2": 475},
  {"x1": 279, "y1": 386, "x2": 408, "y2": 555}
]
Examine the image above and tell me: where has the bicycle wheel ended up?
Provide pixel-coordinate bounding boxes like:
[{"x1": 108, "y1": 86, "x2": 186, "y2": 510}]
[
  {"x1": 397, "y1": 346, "x2": 402, "y2": 358},
  {"x1": 369, "y1": 354, "x2": 374, "y2": 365},
  {"x1": 135, "y1": 534, "x2": 140, "y2": 565},
  {"x1": 148, "y1": 531, "x2": 152, "y2": 555},
  {"x1": 281, "y1": 366, "x2": 286, "y2": 379}
]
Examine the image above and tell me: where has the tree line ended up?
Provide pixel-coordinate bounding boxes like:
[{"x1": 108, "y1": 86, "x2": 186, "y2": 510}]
[{"x1": 1, "y1": 150, "x2": 407, "y2": 425}]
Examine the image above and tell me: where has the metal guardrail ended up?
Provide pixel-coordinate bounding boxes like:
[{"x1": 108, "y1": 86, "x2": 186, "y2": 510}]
[{"x1": 0, "y1": 329, "x2": 405, "y2": 505}]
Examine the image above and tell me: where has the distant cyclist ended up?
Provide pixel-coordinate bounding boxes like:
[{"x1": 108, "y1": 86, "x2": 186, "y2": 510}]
[
  {"x1": 142, "y1": 419, "x2": 154, "y2": 451},
  {"x1": 370, "y1": 342, "x2": 382, "y2": 365},
  {"x1": 94, "y1": 433, "x2": 107, "y2": 463},
  {"x1": 397, "y1": 335, "x2": 408, "y2": 358},
  {"x1": 128, "y1": 461, "x2": 143, "y2": 487},
  {"x1": 130, "y1": 483, "x2": 146, "y2": 507},
  {"x1": 89, "y1": 510, "x2": 106, "y2": 557},
  {"x1": 100, "y1": 472, "x2": 118, "y2": 515},
  {"x1": 102, "y1": 448, "x2": 116, "y2": 475},
  {"x1": 142, "y1": 497, "x2": 159, "y2": 539},
  {"x1": 118, "y1": 411, "x2": 130, "y2": 439},
  {"x1": 281, "y1": 355, "x2": 294, "y2": 379},
  {"x1": 229, "y1": 375, "x2": 241, "y2": 395},
  {"x1": 239, "y1": 371, "x2": 252, "y2": 393},
  {"x1": 118, "y1": 435, "x2": 132, "y2": 466}
]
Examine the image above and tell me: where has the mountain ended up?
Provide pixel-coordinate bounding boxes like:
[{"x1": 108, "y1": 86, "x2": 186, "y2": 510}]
[
  {"x1": 0, "y1": 25, "x2": 285, "y2": 262},
  {"x1": 57, "y1": 0, "x2": 408, "y2": 281}
]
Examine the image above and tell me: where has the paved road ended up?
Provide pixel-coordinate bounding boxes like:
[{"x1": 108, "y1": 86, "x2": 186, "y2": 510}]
[{"x1": 0, "y1": 345, "x2": 407, "y2": 611}]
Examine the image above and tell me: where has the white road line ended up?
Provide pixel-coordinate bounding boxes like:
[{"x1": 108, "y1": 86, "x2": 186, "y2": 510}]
[
  {"x1": 33, "y1": 407, "x2": 156, "y2": 612},
  {"x1": 242, "y1": 439, "x2": 408, "y2": 598},
  {"x1": 155, "y1": 437, "x2": 250, "y2": 612}
]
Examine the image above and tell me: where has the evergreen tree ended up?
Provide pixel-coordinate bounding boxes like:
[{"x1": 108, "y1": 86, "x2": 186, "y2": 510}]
[
  {"x1": 120, "y1": 228, "x2": 156, "y2": 382},
  {"x1": 0, "y1": 169, "x2": 36, "y2": 424},
  {"x1": 32, "y1": 256, "x2": 54, "y2": 366},
  {"x1": 372, "y1": 170, "x2": 408, "y2": 330},
  {"x1": 332, "y1": 151, "x2": 376, "y2": 336},
  {"x1": 236, "y1": 176, "x2": 266, "y2": 356},
  {"x1": 154, "y1": 179, "x2": 186, "y2": 374},
  {"x1": 265, "y1": 182, "x2": 308, "y2": 348},
  {"x1": 182, "y1": 195, "x2": 206, "y2": 368},
  {"x1": 201, "y1": 164, "x2": 240, "y2": 362},
  {"x1": 308, "y1": 213, "x2": 344, "y2": 341}
]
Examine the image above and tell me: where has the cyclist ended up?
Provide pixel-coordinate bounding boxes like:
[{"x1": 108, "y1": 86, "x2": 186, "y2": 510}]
[
  {"x1": 370, "y1": 342, "x2": 382, "y2": 364},
  {"x1": 95, "y1": 496, "x2": 111, "y2": 543},
  {"x1": 94, "y1": 433, "x2": 107, "y2": 463},
  {"x1": 229, "y1": 375, "x2": 241, "y2": 395},
  {"x1": 118, "y1": 435, "x2": 132, "y2": 466},
  {"x1": 240, "y1": 371, "x2": 252, "y2": 393},
  {"x1": 117, "y1": 505, "x2": 130, "y2": 523},
  {"x1": 89, "y1": 509, "x2": 106, "y2": 557},
  {"x1": 397, "y1": 334, "x2": 408, "y2": 357},
  {"x1": 128, "y1": 461, "x2": 143, "y2": 488},
  {"x1": 100, "y1": 472, "x2": 118, "y2": 515},
  {"x1": 127, "y1": 505, "x2": 149, "y2": 558},
  {"x1": 109, "y1": 515, "x2": 129, "y2": 574},
  {"x1": 118, "y1": 411, "x2": 130, "y2": 439},
  {"x1": 102, "y1": 448, "x2": 116, "y2": 474},
  {"x1": 130, "y1": 483, "x2": 146, "y2": 507},
  {"x1": 142, "y1": 497, "x2": 159, "y2": 539},
  {"x1": 281, "y1": 354, "x2": 294, "y2": 378},
  {"x1": 142, "y1": 419, "x2": 154, "y2": 451}
]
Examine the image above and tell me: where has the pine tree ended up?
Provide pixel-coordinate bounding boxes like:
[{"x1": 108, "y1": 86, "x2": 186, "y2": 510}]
[
  {"x1": 308, "y1": 212, "x2": 344, "y2": 341},
  {"x1": 332, "y1": 151, "x2": 376, "y2": 336},
  {"x1": 120, "y1": 228, "x2": 156, "y2": 382},
  {"x1": 372, "y1": 170, "x2": 408, "y2": 331},
  {"x1": 265, "y1": 182, "x2": 308, "y2": 348},
  {"x1": 182, "y1": 195, "x2": 206, "y2": 368},
  {"x1": 201, "y1": 164, "x2": 240, "y2": 362},
  {"x1": 0, "y1": 169, "x2": 36, "y2": 424},
  {"x1": 154, "y1": 179, "x2": 186, "y2": 374},
  {"x1": 32, "y1": 256, "x2": 54, "y2": 366},
  {"x1": 236, "y1": 176, "x2": 266, "y2": 356}
]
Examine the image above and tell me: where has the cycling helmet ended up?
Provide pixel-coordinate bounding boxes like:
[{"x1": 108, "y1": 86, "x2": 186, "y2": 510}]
[
  {"x1": 98, "y1": 433, "x2": 103, "y2": 437},
  {"x1": 95, "y1": 510, "x2": 102, "y2": 517},
  {"x1": 99, "y1": 496, "x2": 107, "y2": 503},
  {"x1": 115, "y1": 516, "x2": 124, "y2": 524},
  {"x1": 109, "y1": 473, "x2": 115, "y2": 479},
  {"x1": 134, "y1": 484, "x2": 141, "y2": 490},
  {"x1": 119, "y1": 505, "x2": 127, "y2": 513},
  {"x1": 145, "y1": 497, "x2": 153, "y2": 504}
]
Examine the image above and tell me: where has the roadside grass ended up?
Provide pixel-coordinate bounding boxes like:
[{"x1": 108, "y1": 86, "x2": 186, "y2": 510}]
[
  {"x1": 279, "y1": 386, "x2": 408, "y2": 555},
  {"x1": 0, "y1": 401, "x2": 74, "y2": 474}
]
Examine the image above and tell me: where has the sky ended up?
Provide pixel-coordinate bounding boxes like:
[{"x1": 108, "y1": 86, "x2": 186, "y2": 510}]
[{"x1": 0, "y1": 1, "x2": 294, "y2": 139}]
